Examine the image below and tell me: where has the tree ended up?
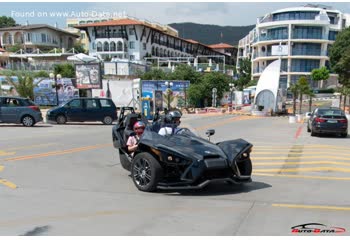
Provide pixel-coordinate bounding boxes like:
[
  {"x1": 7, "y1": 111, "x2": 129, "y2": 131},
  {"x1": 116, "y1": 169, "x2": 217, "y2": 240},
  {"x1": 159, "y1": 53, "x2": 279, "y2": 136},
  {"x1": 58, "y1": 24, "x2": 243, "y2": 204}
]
[
  {"x1": 53, "y1": 63, "x2": 75, "y2": 78},
  {"x1": 297, "y1": 76, "x2": 310, "y2": 114},
  {"x1": 5, "y1": 71, "x2": 43, "y2": 100},
  {"x1": 288, "y1": 83, "x2": 299, "y2": 115},
  {"x1": 235, "y1": 58, "x2": 251, "y2": 91},
  {"x1": 311, "y1": 66, "x2": 330, "y2": 89},
  {"x1": 168, "y1": 64, "x2": 201, "y2": 84},
  {"x1": 140, "y1": 68, "x2": 168, "y2": 80},
  {"x1": 73, "y1": 41, "x2": 86, "y2": 54},
  {"x1": 187, "y1": 83, "x2": 205, "y2": 107},
  {"x1": 0, "y1": 16, "x2": 16, "y2": 28},
  {"x1": 34, "y1": 70, "x2": 49, "y2": 78},
  {"x1": 304, "y1": 89, "x2": 316, "y2": 113}
]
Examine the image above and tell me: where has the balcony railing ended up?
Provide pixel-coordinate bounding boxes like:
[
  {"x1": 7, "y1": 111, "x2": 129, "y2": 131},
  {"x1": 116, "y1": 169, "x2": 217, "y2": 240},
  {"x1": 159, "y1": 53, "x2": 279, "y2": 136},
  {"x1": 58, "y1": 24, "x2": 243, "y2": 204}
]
[
  {"x1": 95, "y1": 33, "x2": 124, "y2": 38},
  {"x1": 291, "y1": 50, "x2": 327, "y2": 56},
  {"x1": 292, "y1": 34, "x2": 328, "y2": 40}
]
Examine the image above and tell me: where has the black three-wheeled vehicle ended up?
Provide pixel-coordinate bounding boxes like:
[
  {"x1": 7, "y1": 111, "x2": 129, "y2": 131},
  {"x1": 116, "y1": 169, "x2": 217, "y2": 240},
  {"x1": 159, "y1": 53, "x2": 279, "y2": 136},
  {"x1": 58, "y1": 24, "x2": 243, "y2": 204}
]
[{"x1": 112, "y1": 107, "x2": 253, "y2": 192}]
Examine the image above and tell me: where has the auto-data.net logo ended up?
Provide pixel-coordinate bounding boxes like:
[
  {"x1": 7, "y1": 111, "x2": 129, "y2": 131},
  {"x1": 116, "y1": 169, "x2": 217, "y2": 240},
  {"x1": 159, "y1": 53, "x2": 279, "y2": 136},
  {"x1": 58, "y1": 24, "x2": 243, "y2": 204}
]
[{"x1": 291, "y1": 223, "x2": 346, "y2": 234}]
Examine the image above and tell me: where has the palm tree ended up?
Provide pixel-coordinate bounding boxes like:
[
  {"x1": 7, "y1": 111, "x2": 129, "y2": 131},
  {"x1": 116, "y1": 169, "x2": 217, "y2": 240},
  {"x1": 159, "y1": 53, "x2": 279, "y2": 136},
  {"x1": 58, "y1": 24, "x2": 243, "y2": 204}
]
[
  {"x1": 288, "y1": 83, "x2": 299, "y2": 115},
  {"x1": 305, "y1": 89, "x2": 316, "y2": 113},
  {"x1": 297, "y1": 76, "x2": 310, "y2": 114},
  {"x1": 6, "y1": 71, "x2": 44, "y2": 100}
]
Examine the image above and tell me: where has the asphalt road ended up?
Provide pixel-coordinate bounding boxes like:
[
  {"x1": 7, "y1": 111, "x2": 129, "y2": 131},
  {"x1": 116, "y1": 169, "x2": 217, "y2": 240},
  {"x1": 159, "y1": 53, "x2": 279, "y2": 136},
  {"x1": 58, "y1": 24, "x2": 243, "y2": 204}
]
[{"x1": 0, "y1": 114, "x2": 349, "y2": 236}]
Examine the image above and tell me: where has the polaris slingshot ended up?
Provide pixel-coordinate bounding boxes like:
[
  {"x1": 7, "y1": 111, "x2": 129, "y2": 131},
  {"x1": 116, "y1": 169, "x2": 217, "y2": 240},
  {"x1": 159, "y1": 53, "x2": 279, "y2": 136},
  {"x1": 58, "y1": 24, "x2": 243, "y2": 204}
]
[{"x1": 112, "y1": 107, "x2": 253, "y2": 192}]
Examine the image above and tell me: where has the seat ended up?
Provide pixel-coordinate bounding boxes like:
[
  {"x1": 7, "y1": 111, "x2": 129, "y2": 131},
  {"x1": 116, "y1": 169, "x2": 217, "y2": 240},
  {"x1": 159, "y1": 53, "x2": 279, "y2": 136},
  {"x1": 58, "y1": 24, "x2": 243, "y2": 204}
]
[{"x1": 123, "y1": 113, "x2": 140, "y2": 143}]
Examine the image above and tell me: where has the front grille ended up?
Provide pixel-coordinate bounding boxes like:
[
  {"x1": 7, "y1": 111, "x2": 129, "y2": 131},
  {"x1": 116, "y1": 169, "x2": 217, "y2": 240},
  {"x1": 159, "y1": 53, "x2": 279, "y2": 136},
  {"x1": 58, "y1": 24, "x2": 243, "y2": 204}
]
[{"x1": 204, "y1": 157, "x2": 228, "y2": 169}]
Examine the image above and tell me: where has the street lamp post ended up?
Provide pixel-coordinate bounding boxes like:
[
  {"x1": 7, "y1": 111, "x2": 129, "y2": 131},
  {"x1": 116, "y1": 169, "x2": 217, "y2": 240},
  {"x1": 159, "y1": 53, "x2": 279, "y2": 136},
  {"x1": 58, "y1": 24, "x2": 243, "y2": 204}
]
[
  {"x1": 50, "y1": 73, "x2": 62, "y2": 106},
  {"x1": 165, "y1": 81, "x2": 173, "y2": 110}
]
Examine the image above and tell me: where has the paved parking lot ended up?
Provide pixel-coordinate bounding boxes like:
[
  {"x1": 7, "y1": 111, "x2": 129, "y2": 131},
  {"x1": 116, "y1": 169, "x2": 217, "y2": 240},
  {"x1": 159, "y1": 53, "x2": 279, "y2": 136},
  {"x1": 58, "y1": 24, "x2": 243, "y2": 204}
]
[{"x1": 0, "y1": 115, "x2": 349, "y2": 235}]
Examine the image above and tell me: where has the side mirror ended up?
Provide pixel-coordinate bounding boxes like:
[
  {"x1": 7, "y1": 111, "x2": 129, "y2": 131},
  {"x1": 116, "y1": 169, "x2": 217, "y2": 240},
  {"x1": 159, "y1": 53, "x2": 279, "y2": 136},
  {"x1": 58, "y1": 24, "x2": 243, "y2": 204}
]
[
  {"x1": 307, "y1": 112, "x2": 311, "y2": 116},
  {"x1": 206, "y1": 129, "x2": 215, "y2": 137}
]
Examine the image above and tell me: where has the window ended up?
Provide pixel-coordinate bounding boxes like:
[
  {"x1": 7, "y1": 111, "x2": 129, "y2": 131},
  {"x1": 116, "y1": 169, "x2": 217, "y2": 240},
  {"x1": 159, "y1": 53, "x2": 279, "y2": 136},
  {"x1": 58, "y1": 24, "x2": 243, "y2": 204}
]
[
  {"x1": 26, "y1": 33, "x2": 32, "y2": 42},
  {"x1": 92, "y1": 42, "x2": 96, "y2": 50},
  {"x1": 4, "y1": 98, "x2": 22, "y2": 107},
  {"x1": 110, "y1": 41, "x2": 116, "y2": 51},
  {"x1": 41, "y1": 33, "x2": 47, "y2": 43},
  {"x1": 292, "y1": 43, "x2": 321, "y2": 56},
  {"x1": 68, "y1": 99, "x2": 81, "y2": 108},
  {"x1": 103, "y1": 42, "x2": 109, "y2": 51},
  {"x1": 292, "y1": 26, "x2": 322, "y2": 39},
  {"x1": 129, "y1": 55, "x2": 135, "y2": 61},
  {"x1": 129, "y1": 28, "x2": 135, "y2": 35},
  {"x1": 266, "y1": 27, "x2": 288, "y2": 40},
  {"x1": 100, "y1": 99, "x2": 113, "y2": 108},
  {"x1": 129, "y1": 41, "x2": 135, "y2": 49},
  {"x1": 143, "y1": 42, "x2": 147, "y2": 50},
  {"x1": 85, "y1": 99, "x2": 99, "y2": 109},
  {"x1": 291, "y1": 59, "x2": 320, "y2": 72},
  {"x1": 80, "y1": 33, "x2": 85, "y2": 39},
  {"x1": 329, "y1": 31, "x2": 338, "y2": 41},
  {"x1": 117, "y1": 41, "x2": 123, "y2": 51}
]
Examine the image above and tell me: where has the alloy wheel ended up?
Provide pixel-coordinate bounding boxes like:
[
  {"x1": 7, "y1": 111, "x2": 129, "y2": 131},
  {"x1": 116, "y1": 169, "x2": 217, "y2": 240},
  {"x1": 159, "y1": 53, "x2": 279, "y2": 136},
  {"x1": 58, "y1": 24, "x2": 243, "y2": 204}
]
[{"x1": 133, "y1": 158, "x2": 152, "y2": 187}]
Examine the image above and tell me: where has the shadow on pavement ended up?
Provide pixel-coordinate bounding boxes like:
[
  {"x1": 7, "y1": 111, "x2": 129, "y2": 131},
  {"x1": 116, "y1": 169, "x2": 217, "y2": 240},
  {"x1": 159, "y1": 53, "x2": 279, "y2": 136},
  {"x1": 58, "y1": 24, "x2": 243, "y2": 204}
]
[
  {"x1": 160, "y1": 181, "x2": 272, "y2": 196},
  {"x1": 0, "y1": 124, "x2": 53, "y2": 128}
]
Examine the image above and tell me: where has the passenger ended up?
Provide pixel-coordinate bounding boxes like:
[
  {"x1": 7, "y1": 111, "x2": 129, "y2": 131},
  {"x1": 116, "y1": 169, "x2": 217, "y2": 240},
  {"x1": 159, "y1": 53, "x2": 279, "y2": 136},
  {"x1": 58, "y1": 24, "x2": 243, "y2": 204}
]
[
  {"x1": 127, "y1": 121, "x2": 145, "y2": 155},
  {"x1": 158, "y1": 110, "x2": 183, "y2": 136}
]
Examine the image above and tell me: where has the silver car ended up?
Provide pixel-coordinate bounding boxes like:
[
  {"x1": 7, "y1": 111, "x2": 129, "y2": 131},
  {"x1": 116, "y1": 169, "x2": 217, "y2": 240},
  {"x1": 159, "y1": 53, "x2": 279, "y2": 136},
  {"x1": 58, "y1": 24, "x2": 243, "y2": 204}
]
[{"x1": 0, "y1": 96, "x2": 43, "y2": 127}]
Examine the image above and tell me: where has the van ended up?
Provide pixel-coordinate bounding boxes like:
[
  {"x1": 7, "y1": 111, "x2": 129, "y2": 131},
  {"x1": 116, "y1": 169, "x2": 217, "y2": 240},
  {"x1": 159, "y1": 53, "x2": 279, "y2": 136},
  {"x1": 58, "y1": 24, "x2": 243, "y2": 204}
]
[{"x1": 46, "y1": 98, "x2": 117, "y2": 124}]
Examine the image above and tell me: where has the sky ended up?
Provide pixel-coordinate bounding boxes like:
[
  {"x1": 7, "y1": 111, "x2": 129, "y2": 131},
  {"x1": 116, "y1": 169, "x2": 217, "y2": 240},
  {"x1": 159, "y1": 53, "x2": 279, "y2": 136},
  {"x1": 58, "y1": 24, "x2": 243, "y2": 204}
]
[{"x1": 1, "y1": 2, "x2": 350, "y2": 28}]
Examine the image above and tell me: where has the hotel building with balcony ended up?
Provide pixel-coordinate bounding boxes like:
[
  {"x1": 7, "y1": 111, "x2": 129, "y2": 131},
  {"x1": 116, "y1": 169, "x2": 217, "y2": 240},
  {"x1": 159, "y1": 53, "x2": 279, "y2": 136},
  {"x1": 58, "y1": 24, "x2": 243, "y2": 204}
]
[
  {"x1": 74, "y1": 17, "x2": 227, "y2": 64},
  {"x1": 237, "y1": 4, "x2": 350, "y2": 89}
]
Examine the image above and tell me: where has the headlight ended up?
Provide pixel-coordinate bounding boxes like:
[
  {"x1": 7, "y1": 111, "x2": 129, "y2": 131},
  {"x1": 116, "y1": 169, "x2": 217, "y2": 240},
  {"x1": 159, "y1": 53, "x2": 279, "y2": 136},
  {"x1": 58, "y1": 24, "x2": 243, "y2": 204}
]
[{"x1": 242, "y1": 152, "x2": 249, "y2": 158}]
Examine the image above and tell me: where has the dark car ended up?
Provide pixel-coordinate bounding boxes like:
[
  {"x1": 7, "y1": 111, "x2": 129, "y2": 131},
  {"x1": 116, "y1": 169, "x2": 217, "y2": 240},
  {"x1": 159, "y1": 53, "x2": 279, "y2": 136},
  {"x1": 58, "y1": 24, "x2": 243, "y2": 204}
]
[
  {"x1": 307, "y1": 107, "x2": 348, "y2": 137},
  {"x1": 0, "y1": 96, "x2": 43, "y2": 127},
  {"x1": 46, "y1": 97, "x2": 117, "y2": 124},
  {"x1": 112, "y1": 107, "x2": 253, "y2": 192}
]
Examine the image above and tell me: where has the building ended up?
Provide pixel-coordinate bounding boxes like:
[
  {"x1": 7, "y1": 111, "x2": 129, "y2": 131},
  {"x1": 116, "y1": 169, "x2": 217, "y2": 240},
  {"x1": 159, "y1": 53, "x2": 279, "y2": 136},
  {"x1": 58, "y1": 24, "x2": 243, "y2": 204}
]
[
  {"x1": 74, "y1": 18, "x2": 227, "y2": 63},
  {"x1": 0, "y1": 24, "x2": 79, "y2": 53},
  {"x1": 237, "y1": 4, "x2": 350, "y2": 89},
  {"x1": 0, "y1": 24, "x2": 79, "y2": 71},
  {"x1": 208, "y1": 43, "x2": 238, "y2": 65}
]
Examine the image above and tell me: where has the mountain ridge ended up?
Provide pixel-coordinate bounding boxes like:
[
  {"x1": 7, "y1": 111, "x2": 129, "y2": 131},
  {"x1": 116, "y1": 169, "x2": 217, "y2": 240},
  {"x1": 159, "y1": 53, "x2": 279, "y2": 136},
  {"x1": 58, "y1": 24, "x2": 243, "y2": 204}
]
[{"x1": 168, "y1": 22, "x2": 255, "y2": 46}]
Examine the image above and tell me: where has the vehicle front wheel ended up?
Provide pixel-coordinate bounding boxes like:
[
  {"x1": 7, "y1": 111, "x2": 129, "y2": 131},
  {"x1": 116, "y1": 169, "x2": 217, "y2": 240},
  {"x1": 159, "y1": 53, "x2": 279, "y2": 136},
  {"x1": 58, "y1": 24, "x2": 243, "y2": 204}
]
[
  {"x1": 102, "y1": 116, "x2": 113, "y2": 125},
  {"x1": 22, "y1": 115, "x2": 35, "y2": 127},
  {"x1": 131, "y1": 152, "x2": 162, "y2": 192},
  {"x1": 237, "y1": 158, "x2": 252, "y2": 176},
  {"x1": 56, "y1": 115, "x2": 67, "y2": 124}
]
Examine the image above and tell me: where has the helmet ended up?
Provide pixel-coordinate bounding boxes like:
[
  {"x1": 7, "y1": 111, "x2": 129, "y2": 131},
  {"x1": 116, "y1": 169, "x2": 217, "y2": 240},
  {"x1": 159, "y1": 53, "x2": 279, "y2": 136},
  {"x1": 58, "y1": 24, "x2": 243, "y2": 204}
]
[
  {"x1": 165, "y1": 110, "x2": 182, "y2": 125},
  {"x1": 133, "y1": 121, "x2": 145, "y2": 135}
]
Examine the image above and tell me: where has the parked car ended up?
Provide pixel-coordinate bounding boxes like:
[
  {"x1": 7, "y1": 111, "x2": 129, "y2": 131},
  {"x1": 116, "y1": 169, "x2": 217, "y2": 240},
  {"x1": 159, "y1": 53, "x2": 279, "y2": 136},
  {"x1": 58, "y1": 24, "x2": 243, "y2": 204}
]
[
  {"x1": 0, "y1": 96, "x2": 43, "y2": 127},
  {"x1": 307, "y1": 107, "x2": 348, "y2": 137},
  {"x1": 46, "y1": 97, "x2": 117, "y2": 124}
]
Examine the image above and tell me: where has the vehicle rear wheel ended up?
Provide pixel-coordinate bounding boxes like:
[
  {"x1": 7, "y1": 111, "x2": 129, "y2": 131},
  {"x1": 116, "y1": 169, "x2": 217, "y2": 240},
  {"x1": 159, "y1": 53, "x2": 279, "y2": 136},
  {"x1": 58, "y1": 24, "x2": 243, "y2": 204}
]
[
  {"x1": 119, "y1": 150, "x2": 131, "y2": 171},
  {"x1": 237, "y1": 158, "x2": 252, "y2": 176},
  {"x1": 131, "y1": 152, "x2": 162, "y2": 192},
  {"x1": 22, "y1": 115, "x2": 35, "y2": 127},
  {"x1": 56, "y1": 115, "x2": 67, "y2": 124},
  {"x1": 311, "y1": 128, "x2": 317, "y2": 137},
  {"x1": 341, "y1": 132, "x2": 348, "y2": 138},
  {"x1": 102, "y1": 116, "x2": 113, "y2": 125}
]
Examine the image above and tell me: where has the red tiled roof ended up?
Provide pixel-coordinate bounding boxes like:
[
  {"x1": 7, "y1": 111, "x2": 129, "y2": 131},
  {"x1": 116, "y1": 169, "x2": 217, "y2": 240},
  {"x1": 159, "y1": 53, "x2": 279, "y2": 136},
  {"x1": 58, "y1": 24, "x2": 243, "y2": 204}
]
[
  {"x1": 186, "y1": 39, "x2": 199, "y2": 44},
  {"x1": 208, "y1": 43, "x2": 234, "y2": 49},
  {"x1": 76, "y1": 19, "x2": 144, "y2": 28}
]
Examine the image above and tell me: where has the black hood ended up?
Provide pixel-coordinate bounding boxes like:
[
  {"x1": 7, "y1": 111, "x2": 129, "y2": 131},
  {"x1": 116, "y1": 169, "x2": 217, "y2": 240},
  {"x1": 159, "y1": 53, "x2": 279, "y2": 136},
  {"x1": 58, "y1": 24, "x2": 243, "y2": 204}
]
[{"x1": 139, "y1": 129, "x2": 227, "y2": 161}]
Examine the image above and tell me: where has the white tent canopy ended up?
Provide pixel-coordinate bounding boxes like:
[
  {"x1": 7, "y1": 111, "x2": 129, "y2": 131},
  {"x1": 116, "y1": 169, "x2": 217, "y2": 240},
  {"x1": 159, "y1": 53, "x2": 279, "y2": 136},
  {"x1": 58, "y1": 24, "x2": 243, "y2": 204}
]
[{"x1": 67, "y1": 53, "x2": 99, "y2": 63}]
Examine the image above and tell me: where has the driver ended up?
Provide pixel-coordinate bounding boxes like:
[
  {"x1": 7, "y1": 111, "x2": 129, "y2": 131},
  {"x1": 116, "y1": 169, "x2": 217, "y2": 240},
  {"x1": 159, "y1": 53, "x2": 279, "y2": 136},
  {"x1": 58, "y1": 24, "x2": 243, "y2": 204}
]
[
  {"x1": 158, "y1": 110, "x2": 183, "y2": 136},
  {"x1": 127, "y1": 121, "x2": 145, "y2": 154}
]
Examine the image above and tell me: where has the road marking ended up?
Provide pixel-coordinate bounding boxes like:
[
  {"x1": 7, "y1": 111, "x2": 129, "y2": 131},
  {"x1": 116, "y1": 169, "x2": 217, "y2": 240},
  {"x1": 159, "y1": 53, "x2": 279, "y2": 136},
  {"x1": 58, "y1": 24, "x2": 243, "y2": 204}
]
[
  {"x1": 294, "y1": 125, "x2": 303, "y2": 139},
  {"x1": 252, "y1": 151, "x2": 350, "y2": 156},
  {"x1": 4, "y1": 143, "x2": 112, "y2": 162},
  {"x1": 254, "y1": 166, "x2": 350, "y2": 173},
  {"x1": 0, "y1": 179, "x2": 17, "y2": 189},
  {"x1": 254, "y1": 172, "x2": 350, "y2": 181},
  {"x1": 5, "y1": 143, "x2": 56, "y2": 151},
  {"x1": 0, "y1": 150, "x2": 16, "y2": 156},
  {"x1": 254, "y1": 161, "x2": 350, "y2": 166},
  {"x1": 252, "y1": 156, "x2": 350, "y2": 160},
  {"x1": 272, "y1": 203, "x2": 350, "y2": 211},
  {"x1": 194, "y1": 116, "x2": 263, "y2": 130},
  {"x1": 254, "y1": 145, "x2": 350, "y2": 150}
]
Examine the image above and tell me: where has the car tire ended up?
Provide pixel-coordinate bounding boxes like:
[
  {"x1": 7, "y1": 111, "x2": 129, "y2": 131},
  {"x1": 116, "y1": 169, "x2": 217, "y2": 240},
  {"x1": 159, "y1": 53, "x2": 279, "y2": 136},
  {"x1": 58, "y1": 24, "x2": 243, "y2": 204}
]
[
  {"x1": 237, "y1": 158, "x2": 252, "y2": 176},
  {"x1": 341, "y1": 132, "x2": 348, "y2": 138},
  {"x1": 119, "y1": 150, "x2": 131, "y2": 171},
  {"x1": 56, "y1": 115, "x2": 67, "y2": 124},
  {"x1": 311, "y1": 128, "x2": 317, "y2": 137},
  {"x1": 22, "y1": 115, "x2": 35, "y2": 127},
  {"x1": 102, "y1": 116, "x2": 113, "y2": 125},
  {"x1": 131, "y1": 152, "x2": 162, "y2": 192}
]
